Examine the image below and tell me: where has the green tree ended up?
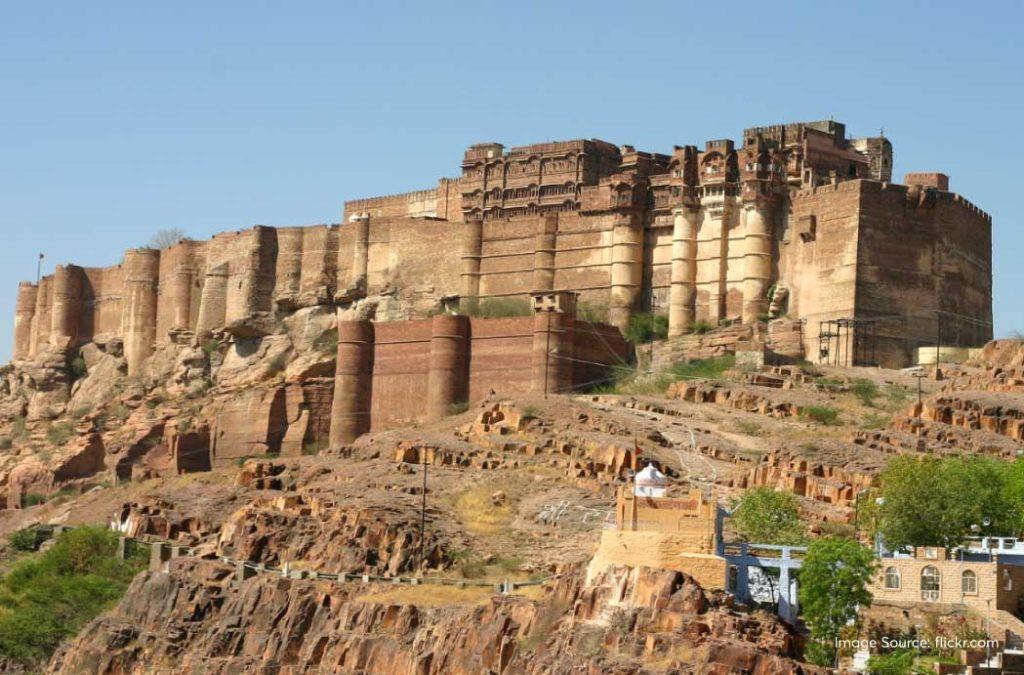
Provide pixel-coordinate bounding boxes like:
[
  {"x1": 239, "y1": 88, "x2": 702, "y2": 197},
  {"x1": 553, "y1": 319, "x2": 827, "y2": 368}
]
[
  {"x1": 798, "y1": 537, "x2": 878, "y2": 667},
  {"x1": 877, "y1": 455, "x2": 1015, "y2": 550},
  {"x1": 731, "y1": 487, "x2": 807, "y2": 545}
]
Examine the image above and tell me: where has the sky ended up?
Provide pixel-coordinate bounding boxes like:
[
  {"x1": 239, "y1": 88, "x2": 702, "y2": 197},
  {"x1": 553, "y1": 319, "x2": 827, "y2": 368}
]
[{"x1": 1, "y1": 1, "x2": 1021, "y2": 361}]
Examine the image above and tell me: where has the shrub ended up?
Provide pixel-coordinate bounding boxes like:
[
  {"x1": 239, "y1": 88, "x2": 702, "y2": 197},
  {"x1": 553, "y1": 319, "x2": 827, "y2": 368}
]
[
  {"x1": 315, "y1": 328, "x2": 339, "y2": 353},
  {"x1": 800, "y1": 406, "x2": 840, "y2": 425},
  {"x1": 464, "y1": 298, "x2": 531, "y2": 318},
  {"x1": 10, "y1": 417, "x2": 27, "y2": 439},
  {"x1": 665, "y1": 355, "x2": 735, "y2": 381},
  {"x1": 45, "y1": 421, "x2": 74, "y2": 446},
  {"x1": 734, "y1": 420, "x2": 762, "y2": 436},
  {"x1": 69, "y1": 406, "x2": 91, "y2": 419},
  {"x1": 447, "y1": 401, "x2": 469, "y2": 415},
  {"x1": 201, "y1": 338, "x2": 222, "y2": 356},
  {"x1": 576, "y1": 301, "x2": 608, "y2": 323},
  {"x1": 7, "y1": 529, "x2": 38, "y2": 552},
  {"x1": 66, "y1": 355, "x2": 87, "y2": 382},
  {"x1": 884, "y1": 382, "x2": 910, "y2": 408},
  {"x1": 625, "y1": 312, "x2": 669, "y2": 344},
  {"x1": 520, "y1": 405, "x2": 541, "y2": 420},
  {"x1": 0, "y1": 437, "x2": 11, "y2": 450},
  {"x1": 21, "y1": 493, "x2": 47, "y2": 507},
  {"x1": 850, "y1": 378, "x2": 879, "y2": 406},
  {"x1": 690, "y1": 320, "x2": 712, "y2": 335},
  {"x1": 301, "y1": 439, "x2": 328, "y2": 456}
]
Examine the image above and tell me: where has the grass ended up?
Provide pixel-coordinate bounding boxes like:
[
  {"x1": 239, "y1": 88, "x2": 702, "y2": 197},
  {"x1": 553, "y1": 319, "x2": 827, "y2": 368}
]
[
  {"x1": 625, "y1": 312, "x2": 668, "y2": 344},
  {"x1": 733, "y1": 420, "x2": 763, "y2": 436},
  {"x1": 800, "y1": 406, "x2": 841, "y2": 425},
  {"x1": 462, "y1": 297, "x2": 532, "y2": 318},
  {"x1": 690, "y1": 320, "x2": 713, "y2": 335},
  {"x1": 0, "y1": 527, "x2": 146, "y2": 668},
  {"x1": 860, "y1": 411, "x2": 892, "y2": 430},
  {"x1": 591, "y1": 354, "x2": 736, "y2": 396},
  {"x1": 45, "y1": 421, "x2": 74, "y2": 446},
  {"x1": 884, "y1": 382, "x2": 911, "y2": 409},
  {"x1": 21, "y1": 493, "x2": 47, "y2": 507},
  {"x1": 850, "y1": 378, "x2": 879, "y2": 406},
  {"x1": 453, "y1": 486, "x2": 514, "y2": 536},
  {"x1": 664, "y1": 354, "x2": 735, "y2": 381}
]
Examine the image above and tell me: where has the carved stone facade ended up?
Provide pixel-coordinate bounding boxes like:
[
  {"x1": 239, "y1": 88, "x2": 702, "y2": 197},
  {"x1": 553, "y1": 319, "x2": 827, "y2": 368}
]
[{"x1": 12, "y1": 120, "x2": 991, "y2": 370}]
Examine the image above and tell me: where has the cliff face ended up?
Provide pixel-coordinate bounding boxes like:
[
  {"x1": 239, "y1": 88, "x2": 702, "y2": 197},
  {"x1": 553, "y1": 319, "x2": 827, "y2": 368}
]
[{"x1": 50, "y1": 560, "x2": 819, "y2": 674}]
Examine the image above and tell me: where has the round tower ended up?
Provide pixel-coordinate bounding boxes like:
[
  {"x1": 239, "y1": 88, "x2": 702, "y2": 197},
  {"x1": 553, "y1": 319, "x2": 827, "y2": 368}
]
[
  {"x1": 329, "y1": 318, "x2": 374, "y2": 445},
  {"x1": 122, "y1": 248, "x2": 161, "y2": 375},
  {"x1": 13, "y1": 282, "x2": 38, "y2": 360},
  {"x1": 426, "y1": 314, "x2": 470, "y2": 421},
  {"x1": 668, "y1": 206, "x2": 700, "y2": 337}
]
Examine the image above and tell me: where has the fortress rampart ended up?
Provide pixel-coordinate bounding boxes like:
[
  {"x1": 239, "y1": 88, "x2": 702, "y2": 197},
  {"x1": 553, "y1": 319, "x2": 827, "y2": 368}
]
[{"x1": 11, "y1": 119, "x2": 993, "y2": 370}]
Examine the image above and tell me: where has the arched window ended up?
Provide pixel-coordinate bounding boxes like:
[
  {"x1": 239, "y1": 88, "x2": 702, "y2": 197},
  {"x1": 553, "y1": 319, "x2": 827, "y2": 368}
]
[
  {"x1": 921, "y1": 566, "x2": 941, "y2": 601},
  {"x1": 1005, "y1": 570, "x2": 1014, "y2": 591},
  {"x1": 884, "y1": 567, "x2": 901, "y2": 590},
  {"x1": 727, "y1": 565, "x2": 738, "y2": 592},
  {"x1": 962, "y1": 570, "x2": 978, "y2": 595}
]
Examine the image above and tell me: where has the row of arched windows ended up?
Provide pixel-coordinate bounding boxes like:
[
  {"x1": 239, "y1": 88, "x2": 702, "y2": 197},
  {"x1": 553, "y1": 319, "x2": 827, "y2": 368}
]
[{"x1": 883, "y1": 566, "x2": 1010, "y2": 601}]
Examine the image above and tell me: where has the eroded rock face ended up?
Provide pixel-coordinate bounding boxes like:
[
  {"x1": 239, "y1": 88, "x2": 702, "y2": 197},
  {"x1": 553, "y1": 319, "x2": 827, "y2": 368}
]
[{"x1": 50, "y1": 560, "x2": 821, "y2": 675}]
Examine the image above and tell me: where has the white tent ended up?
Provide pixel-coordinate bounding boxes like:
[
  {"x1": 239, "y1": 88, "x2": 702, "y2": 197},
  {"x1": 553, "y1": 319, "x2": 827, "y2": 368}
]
[{"x1": 634, "y1": 464, "x2": 668, "y2": 497}]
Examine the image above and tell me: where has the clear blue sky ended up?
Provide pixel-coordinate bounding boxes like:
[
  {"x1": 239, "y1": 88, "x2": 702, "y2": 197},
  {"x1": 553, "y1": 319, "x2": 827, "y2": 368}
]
[{"x1": 1, "y1": 1, "x2": 1021, "y2": 361}]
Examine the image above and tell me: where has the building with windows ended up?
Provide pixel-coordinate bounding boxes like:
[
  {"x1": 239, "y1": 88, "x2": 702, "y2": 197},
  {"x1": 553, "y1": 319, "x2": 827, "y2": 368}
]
[{"x1": 869, "y1": 546, "x2": 1024, "y2": 613}]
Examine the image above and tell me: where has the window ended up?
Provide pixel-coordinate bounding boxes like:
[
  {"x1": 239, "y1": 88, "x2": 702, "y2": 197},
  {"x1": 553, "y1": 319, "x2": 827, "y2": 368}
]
[
  {"x1": 921, "y1": 566, "x2": 941, "y2": 601},
  {"x1": 884, "y1": 567, "x2": 901, "y2": 590},
  {"x1": 962, "y1": 570, "x2": 978, "y2": 595},
  {"x1": 1005, "y1": 570, "x2": 1013, "y2": 591},
  {"x1": 728, "y1": 565, "x2": 738, "y2": 592}
]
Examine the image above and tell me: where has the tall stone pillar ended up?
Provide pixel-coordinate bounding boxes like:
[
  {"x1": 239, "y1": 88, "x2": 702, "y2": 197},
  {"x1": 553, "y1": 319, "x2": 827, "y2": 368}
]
[
  {"x1": 742, "y1": 200, "x2": 773, "y2": 323},
  {"x1": 121, "y1": 248, "x2": 161, "y2": 375},
  {"x1": 459, "y1": 216, "x2": 483, "y2": 310},
  {"x1": 226, "y1": 226, "x2": 276, "y2": 324},
  {"x1": 609, "y1": 214, "x2": 643, "y2": 333},
  {"x1": 349, "y1": 213, "x2": 370, "y2": 292},
  {"x1": 13, "y1": 282, "x2": 38, "y2": 360},
  {"x1": 531, "y1": 291, "x2": 576, "y2": 396},
  {"x1": 329, "y1": 318, "x2": 374, "y2": 445},
  {"x1": 668, "y1": 206, "x2": 700, "y2": 338},
  {"x1": 50, "y1": 265, "x2": 83, "y2": 349},
  {"x1": 195, "y1": 263, "x2": 228, "y2": 336},
  {"x1": 532, "y1": 216, "x2": 558, "y2": 292},
  {"x1": 31, "y1": 276, "x2": 52, "y2": 357},
  {"x1": 426, "y1": 314, "x2": 470, "y2": 421}
]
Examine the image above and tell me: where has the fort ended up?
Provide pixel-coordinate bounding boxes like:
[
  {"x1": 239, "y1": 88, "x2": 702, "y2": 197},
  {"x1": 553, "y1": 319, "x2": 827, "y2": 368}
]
[{"x1": 10, "y1": 119, "x2": 992, "y2": 383}]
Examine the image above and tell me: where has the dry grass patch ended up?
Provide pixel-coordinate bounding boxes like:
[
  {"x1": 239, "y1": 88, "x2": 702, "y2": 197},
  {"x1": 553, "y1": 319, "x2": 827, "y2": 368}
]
[
  {"x1": 354, "y1": 584, "x2": 493, "y2": 607},
  {"x1": 453, "y1": 485, "x2": 515, "y2": 536}
]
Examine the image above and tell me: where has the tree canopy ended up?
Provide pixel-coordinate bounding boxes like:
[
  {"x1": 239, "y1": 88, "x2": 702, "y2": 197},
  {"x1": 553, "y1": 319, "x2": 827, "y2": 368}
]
[
  {"x1": 877, "y1": 455, "x2": 1020, "y2": 550},
  {"x1": 798, "y1": 537, "x2": 878, "y2": 667},
  {"x1": 147, "y1": 227, "x2": 186, "y2": 250},
  {"x1": 731, "y1": 486, "x2": 807, "y2": 545}
]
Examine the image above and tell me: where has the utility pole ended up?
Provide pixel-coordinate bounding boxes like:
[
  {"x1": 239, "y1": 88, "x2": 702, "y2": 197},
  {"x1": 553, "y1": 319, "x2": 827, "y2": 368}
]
[
  {"x1": 36, "y1": 253, "x2": 44, "y2": 284},
  {"x1": 418, "y1": 455, "x2": 427, "y2": 571},
  {"x1": 648, "y1": 295, "x2": 659, "y2": 373}
]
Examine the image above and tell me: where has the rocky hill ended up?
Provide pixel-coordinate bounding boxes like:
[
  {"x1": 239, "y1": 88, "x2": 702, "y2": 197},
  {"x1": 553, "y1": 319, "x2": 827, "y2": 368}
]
[{"x1": 0, "y1": 307, "x2": 1021, "y2": 672}]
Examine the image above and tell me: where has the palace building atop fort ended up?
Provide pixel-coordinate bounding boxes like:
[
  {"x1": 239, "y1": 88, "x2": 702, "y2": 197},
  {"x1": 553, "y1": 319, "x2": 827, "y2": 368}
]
[{"x1": 12, "y1": 120, "x2": 992, "y2": 371}]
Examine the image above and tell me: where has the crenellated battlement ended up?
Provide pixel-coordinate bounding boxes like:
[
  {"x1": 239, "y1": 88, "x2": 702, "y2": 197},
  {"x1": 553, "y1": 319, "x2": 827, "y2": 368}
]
[{"x1": 9, "y1": 118, "x2": 993, "y2": 371}]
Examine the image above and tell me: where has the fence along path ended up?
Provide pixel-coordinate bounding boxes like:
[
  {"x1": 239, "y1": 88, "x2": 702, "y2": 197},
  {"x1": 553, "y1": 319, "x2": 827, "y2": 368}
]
[{"x1": 29, "y1": 524, "x2": 553, "y2": 595}]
